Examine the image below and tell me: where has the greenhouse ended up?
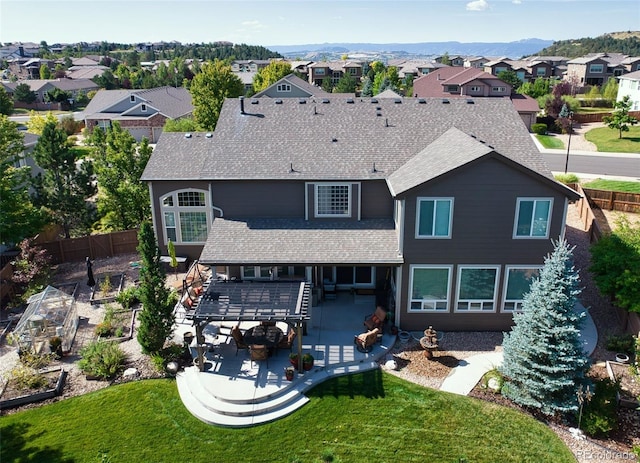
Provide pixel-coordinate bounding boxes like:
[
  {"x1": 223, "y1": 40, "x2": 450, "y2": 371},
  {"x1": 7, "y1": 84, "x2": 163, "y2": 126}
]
[{"x1": 12, "y1": 286, "x2": 79, "y2": 354}]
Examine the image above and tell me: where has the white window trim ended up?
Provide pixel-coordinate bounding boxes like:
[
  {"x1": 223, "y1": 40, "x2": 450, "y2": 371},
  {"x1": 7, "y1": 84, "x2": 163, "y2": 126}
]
[
  {"x1": 241, "y1": 266, "x2": 273, "y2": 280},
  {"x1": 455, "y1": 265, "x2": 500, "y2": 313},
  {"x1": 141, "y1": 103, "x2": 147, "y2": 112},
  {"x1": 589, "y1": 64, "x2": 604, "y2": 74},
  {"x1": 491, "y1": 86, "x2": 507, "y2": 93},
  {"x1": 513, "y1": 197, "x2": 553, "y2": 239},
  {"x1": 314, "y1": 183, "x2": 352, "y2": 218},
  {"x1": 408, "y1": 264, "x2": 452, "y2": 312},
  {"x1": 469, "y1": 85, "x2": 481, "y2": 92},
  {"x1": 160, "y1": 188, "x2": 209, "y2": 245},
  {"x1": 501, "y1": 265, "x2": 542, "y2": 312},
  {"x1": 276, "y1": 83, "x2": 291, "y2": 92},
  {"x1": 415, "y1": 197, "x2": 453, "y2": 239}
]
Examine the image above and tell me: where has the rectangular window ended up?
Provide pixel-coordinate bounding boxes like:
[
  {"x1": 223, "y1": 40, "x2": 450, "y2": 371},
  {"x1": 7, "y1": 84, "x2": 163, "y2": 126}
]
[
  {"x1": 456, "y1": 266, "x2": 499, "y2": 312},
  {"x1": 179, "y1": 212, "x2": 208, "y2": 242},
  {"x1": 491, "y1": 86, "x2": 507, "y2": 93},
  {"x1": 536, "y1": 67, "x2": 547, "y2": 76},
  {"x1": 141, "y1": 104, "x2": 147, "y2": 112},
  {"x1": 514, "y1": 198, "x2": 552, "y2": 238},
  {"x1": 469, "y1": 86, "x2": 481, "y2": 92},
  {"x1": 130, "y1": 95, "x2": 135, "y2": 102},
  {"x1": 276, "y1": 84, "x2": 291, "y2": 92},
  {"x1": 315, "y1": 68, "x2": 325, "y2": 75},
  {"x1": 446, "y1": 85, "x2": 459, "y2": 92},
  {"x1": 589, "y1": 64, "x2": 604, "y2": 73},
  {"x1": 503, "y1": 267, "x2": 541, "y2": 311},
  {"x1": 178, "y1": 191, "x2": 206, "y2": 207},
  {"x1": 315, "y1": 184, "x2": 351, "y2": 217},
  {"x1": 416, "y1": 198, "x2": 452, "y2": 238},
  {"x1": 409, "y1": 266, "x2": 452, "y2": 312},
  {"x1": 495, "y1": 67, "x2": 507, "y2": 74},
  {"x1": 164, "y1": 211, "x2": 176, "y2": 242}
]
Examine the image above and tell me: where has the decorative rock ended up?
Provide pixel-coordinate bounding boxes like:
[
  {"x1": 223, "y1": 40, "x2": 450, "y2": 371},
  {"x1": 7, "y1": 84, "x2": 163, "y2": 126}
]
[
  {"x1": 568, "y1": 427, "x2": 585, "y2": 440},
  {"x1": 384, "y1": 359, "x2": 398, "y2": 371},
  {"x1": 487, "y1": 377, "x2": 501, "y2": 392},
  {"x1": 166, "y1": 361, "x2": 179, "y2": 376},
  {"x1": 123, "y1": 367, "x2": 139, "y2": 379}
]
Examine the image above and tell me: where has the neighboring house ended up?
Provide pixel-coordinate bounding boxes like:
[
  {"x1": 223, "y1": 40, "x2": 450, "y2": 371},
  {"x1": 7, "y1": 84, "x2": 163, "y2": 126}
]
[
  {"x1": 234, "y1": 71, "x2": 257, "y2": 93},
  {"x1": 483, "y1": 59, "x2": 513, "y2": 76},
  {"x1": 565, "y1": 53, "x2": 629, "y2": 86},
  {"x1": 15, "y1": 133, "x2": 44, "y2": 183},
  {"x1": 141, "y1": 96, "x2": 579, "y2": 331},
  {"x1": 621, "y1": 56, "x2": 640, "y2": 73},
  {"x1": 4, "y1": 78, "x2": 99, "y2": 104},
  {"x1": 412, "y1": 67, "x2": 539, "y2": 130},
  {"x1": 307, "y1": 61, "x2": 363, "y2": 86},
  {"x1": 464, "y1": 57, "x2": 490, "y2": 69},
  {"x1": 231, "y1": 60, "x2": 272, "y2": 73},
  {"x1": 65, "y1": 65, "x2": 110, "y2": 80},
  {"x1": 287, "y1": 60, "x2": 314, "y2": 81},
  {"x1": 252, "y1": 74, "x2": 333, "y2": 99},
  {"x1": 83, "y1": 86, "x2": 193, "y2": 142},
  {"x1": 395, "y1": 60, "x2": 448, "y2": 79},
  {"x1": 7, "y1": 58, "x2": 56, "y2": 80},
  {"x1": 0, "y1": 42, "x2": 40, "y2": 59},
  {"x1": 616, "y1": 70, "x2": 640, "y2": 111},
  {"x1": 434, "y1": 55, "x2": 465, "y2": 66}
]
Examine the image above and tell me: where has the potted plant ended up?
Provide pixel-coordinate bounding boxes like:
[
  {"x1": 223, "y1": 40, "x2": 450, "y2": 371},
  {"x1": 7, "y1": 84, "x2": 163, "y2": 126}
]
[
  {"x1": 285, "y1": 366, "x2": 295, "y2": 381},
  {"x1": 302, "y1": 353, "x2": 314, "y2": 371},
  {"x1": 289, "y1": 352, "x2": 299, "y2": 367},
  {"x1": 49, "y1": 336, "x2": 63, "y2": 358}
]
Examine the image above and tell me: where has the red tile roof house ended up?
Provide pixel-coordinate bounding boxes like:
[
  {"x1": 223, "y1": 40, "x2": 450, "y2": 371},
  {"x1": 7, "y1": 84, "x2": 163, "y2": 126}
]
[
  {"x1": 83, "y1": 86, "x2": 193, "y2": 142},
  {"x1": 412, "y1": 67, "x2": 540, "y2": 130},
  {"x1": 141, "y1": 96, "x2": 579, "y2": 332}
]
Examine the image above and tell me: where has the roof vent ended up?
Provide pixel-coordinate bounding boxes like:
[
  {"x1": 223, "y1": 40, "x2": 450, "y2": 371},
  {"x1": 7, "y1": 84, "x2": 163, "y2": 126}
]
[
  {"x1": 322, "y1": 98, "x2": 330, "y2": 104},
  {"x1": 332, "y1": 137, "x2": 338, "y2": 143},
  {"x1": 371, "y1": 98, "x2": 378, "y2": 104},
  {"x1": 442, "y1": 99, "x2": 450, "y2": 104},
  {"x1": 275, "y1": 99, "x2": 283, "y2": 104},
  {"x1": 466, "y1": 99, "x2": 474, "y2": 104},
  {"x1": 251, "y1": 99, "x2": 259, "y2": 105},
  {"x1": 205, "y1": 132, "x2": 213, "y2": 138},
  {"x1": 346, "y1": 98, "x2": 354, "y2": 104},
  {"x1": 298, "y1": 98, "x2": 306, "y2": 104},
  {"x1": 376, "y1": 112, "x2": 382, "y2": 117},
  {"x1": 417, "y1": 98, "x2": 426, "y2": 104},
  {"x1": 394, "y1": 99, "x2": 402, "y2": 104},
  {"x1": 376, "y1": 106, "x2": 382, "y2": 111},
  {"x1": 184, "y1": 133, "x2": 192, "y2": 139}
]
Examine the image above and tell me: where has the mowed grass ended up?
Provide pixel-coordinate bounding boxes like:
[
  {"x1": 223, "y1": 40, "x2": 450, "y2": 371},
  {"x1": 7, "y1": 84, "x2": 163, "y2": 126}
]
[
  {"x1": 582, "y1": 178, "x2": 640, "y2": 193},
  {"x1": 0, "y1": 373, "x2": 574, "y2": 463},
  {"x1": 535, "y1": 134, "x2": 564, "y2": 149},
  {"x1": 585, "y1": 125, "x2": 640, "y2": 153}
]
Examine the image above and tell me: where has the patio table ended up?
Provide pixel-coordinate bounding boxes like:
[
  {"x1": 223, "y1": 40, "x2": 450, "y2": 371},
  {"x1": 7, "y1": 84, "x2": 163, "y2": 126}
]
[{"x1": 243, "y1": 325, "x2": 284, "y2": 352}]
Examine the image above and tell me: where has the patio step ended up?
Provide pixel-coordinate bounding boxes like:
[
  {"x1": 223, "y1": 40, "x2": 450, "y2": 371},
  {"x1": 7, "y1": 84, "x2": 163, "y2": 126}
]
[{"x1": 177, "y1": 368, "x2": 310, "y2": 427}]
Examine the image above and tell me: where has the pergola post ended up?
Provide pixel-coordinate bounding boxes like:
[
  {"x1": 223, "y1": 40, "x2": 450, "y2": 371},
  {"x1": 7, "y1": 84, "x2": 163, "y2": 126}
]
[
  {"x1": 296, "y1": 321, "x2": 303, "y2": 373},
  {"x1": 195, "y1": 322, "x2": 205, "y2": 371}
]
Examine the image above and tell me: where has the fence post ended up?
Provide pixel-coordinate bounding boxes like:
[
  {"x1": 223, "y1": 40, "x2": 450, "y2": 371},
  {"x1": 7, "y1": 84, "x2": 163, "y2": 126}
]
[
  {"x1": 109, "y1": 233, "x2": 114, "y2": 256},
  {"x1": 608, "y1": 191, "x2": 614, "y2": 211}
]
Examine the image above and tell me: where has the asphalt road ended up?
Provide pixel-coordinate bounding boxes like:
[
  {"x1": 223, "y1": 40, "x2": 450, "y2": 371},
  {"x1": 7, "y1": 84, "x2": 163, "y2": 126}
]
[{"x1": 542, "y1": 150, "x2": 640, "y2": 181}]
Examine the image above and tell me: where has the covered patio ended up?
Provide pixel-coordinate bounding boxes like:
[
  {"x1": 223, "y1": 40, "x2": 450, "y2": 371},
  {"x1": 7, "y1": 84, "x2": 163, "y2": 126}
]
[{"x1": 174, "y1": 286, "x2": 396, "y2": 427}]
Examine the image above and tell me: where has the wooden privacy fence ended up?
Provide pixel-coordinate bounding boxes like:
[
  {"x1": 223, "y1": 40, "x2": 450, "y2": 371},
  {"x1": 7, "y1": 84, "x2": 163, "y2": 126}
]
[
  {"x1": 573, "y1": 111, "x2": 640, "y2": 124},
  {"x1": 36, "y1": 229, "x2": 139, "y2": 265},
  {"x1": 582, "y1": 188, "x2": 640, "y2": 213},
  {"x1": 571, "y1": 184, "x2": 602, "y2": 243}
]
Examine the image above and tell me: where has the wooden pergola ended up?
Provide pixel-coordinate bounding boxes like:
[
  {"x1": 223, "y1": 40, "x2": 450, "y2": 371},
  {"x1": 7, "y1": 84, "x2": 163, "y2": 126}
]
[{"x1": 187, "y1": 279, "x2": 311, "y2": 372}]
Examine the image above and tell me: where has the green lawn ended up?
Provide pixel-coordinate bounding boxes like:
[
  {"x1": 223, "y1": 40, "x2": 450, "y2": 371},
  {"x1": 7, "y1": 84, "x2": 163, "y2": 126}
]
[
  {"x1": 585, "y1": 126, "x2": 640, "y2": 153},
  {"x1": 582, "y1": 179, "x2": 640, "y2": 193},
  {"x1": 0, "y1": 373, "x2": 574, "y2": 463},
  {"x1": 535, "y1": 134, "x2": 564, "y2": 149}
]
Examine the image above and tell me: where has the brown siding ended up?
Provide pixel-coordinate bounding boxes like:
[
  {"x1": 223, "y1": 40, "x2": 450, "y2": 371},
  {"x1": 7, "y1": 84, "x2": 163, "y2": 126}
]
[
  {"x1": 213, "y1": 180, "x2": 305, "y2": 218},
  {"x1": 361, "y1": 180, "x2": 394, "y2": 218},
  {"x1": 396, "y1": 156, "x2": 569, "y2": 331}
]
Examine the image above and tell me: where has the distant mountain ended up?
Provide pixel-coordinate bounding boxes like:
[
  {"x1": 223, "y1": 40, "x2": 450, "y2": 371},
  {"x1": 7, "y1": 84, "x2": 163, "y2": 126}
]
[
  {"x1": 269, "y1": 39, "x2": 554, "y2": 60},
  {"x1": 531, "y1": 31, "x2": 640, "y2": 58}
]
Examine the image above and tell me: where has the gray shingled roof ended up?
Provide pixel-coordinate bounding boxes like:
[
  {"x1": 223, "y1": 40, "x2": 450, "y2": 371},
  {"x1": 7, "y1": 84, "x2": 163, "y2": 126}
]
[
  {"x1": 387, "y1": 127, "x2": 494, "y2": 196},
  {"x1": 199, "y1": 218, "x2": 402, "y2": 265},
  {"x1": 84, "y1": 86, "x2": 192, "y2": 119},
  {"x1": 142, "y1": 97, "x2": 549, "y2": 182},
  {"x1": 253, "y1": 74, "x2": 332, "y2": 98}
]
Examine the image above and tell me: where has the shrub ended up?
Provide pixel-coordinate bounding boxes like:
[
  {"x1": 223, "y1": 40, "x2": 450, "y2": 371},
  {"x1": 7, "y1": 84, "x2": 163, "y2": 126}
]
[
  {"x1": 605, "y1": 334, "x2": 636, "y2": 354},
  {"x1": 480, "y1": 368, "x2": 504, "y2": 393},
  {"x1": 8, "y1": 365, "x2": 48, "y2": 391},
  {"x1": 18, "y1": 350, "x2": 54, "y2": 369},
  {"x1": 554, "y1": 173, "x2": 580, "y2": 184},
  {"x1": 531, "y1": 123, "x2": 547, "y2": 135},
  {"x1": 116, "y1": 286, "x2": 140, "y2": 309},
  {"x1": 580, "y1": 378, "x2": 620, "y2": 437},
  {"x1": 78, "y1": 340, "x2": 127, "y2": 380},
  {"x1": 100, "y1": 274, "x2": 113, "y2": 296},
  {"x1": 95, "y1": 321, "x2": 114, "y2": 337}
]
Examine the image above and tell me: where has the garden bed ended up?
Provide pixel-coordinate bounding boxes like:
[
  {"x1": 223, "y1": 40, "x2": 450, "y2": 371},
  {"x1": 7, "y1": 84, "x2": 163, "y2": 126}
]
[
  {"x1": 89, "y1": 273, "x2": 124, "y2": 305},
  {"x1": 607, "y1": 361, "x2": 640, "y2": 409},
  {"x1": 0, "y1": 366, "x2": 66, "y2": 410}
]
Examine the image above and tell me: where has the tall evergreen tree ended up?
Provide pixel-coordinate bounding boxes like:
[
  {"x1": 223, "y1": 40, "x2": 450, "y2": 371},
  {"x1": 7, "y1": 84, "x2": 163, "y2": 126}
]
[
  {"x1": 136, "y1": 222, "x2": 177, "y2": 354},
  {"x1": 500, "y1": 240, "x2": 590, "y2": 416}
]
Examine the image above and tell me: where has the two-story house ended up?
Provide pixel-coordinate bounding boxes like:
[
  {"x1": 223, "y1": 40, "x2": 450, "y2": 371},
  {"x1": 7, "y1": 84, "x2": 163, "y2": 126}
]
[
  {"x1": 141, "y1": 96, "x2": 579, "y2": 332},
  {"x1": 252, "y1": 74, "x2": 333, "y2": 99},
  {"x1": 307, "y1": 61, "x2": 363, "y2": 86},
  {"x1": 83, "y1": 86, "x2": 193, "y2": 142},
  {"x1": 616, "y1": 70, "x2": 640, "y2": 111},
  {"x1": 566, "y1": 53, "x2": 629, "y2": 86}
]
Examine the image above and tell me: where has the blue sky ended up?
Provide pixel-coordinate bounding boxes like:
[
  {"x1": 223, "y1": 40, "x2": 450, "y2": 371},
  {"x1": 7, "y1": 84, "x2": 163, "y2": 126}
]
[{"x1": 1, "y1": 0, "x2": 638, "y2": 46}]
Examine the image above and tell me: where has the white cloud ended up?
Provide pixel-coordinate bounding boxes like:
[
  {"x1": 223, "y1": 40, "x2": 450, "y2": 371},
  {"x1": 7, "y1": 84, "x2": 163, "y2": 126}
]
[
  {"x1": 512, "y1": 0, "x2": 522, "y2": 4},
  {"x1": 466, "y1": 0, "x2": 489, "y2": 11},
  {"x1": 241, "y1": 20, "x2": 266, "y2": 31}
]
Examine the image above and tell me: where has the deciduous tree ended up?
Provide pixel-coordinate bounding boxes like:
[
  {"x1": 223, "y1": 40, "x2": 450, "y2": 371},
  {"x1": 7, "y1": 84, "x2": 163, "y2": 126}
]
[
  {"x1": 190, "y1": 60, "x2": 244, "y2": 131},
  {"x1": 500, "y1": 240, "x2": 590, "y2": 416},
  {"x1": 14, "y1": 83, "x2": 36, "y2": 104},
  {"x1": 602, "y1": 95, "x2": 639, "y2": 139},
  {"x1": 0, "y1": 116, "x2": 45, "y2": 245},
  {"x1": 136, "y1": 221, "x2": 177, "y2": 354},
  {"x1": 252, "y1": 61, "x2": 292, "y2": 93},
  {"x1": 39, "y1": 64, "x2": 51, "y2": 79},
  {"x1": 26, "y1": 111, "x2": 58, "y2": 135}
]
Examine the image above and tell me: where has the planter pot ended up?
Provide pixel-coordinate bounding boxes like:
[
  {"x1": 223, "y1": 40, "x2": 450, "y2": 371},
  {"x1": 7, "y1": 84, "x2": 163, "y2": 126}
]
[
  {"x1": 285, "y1": 368, "x2": 295, "y2": 381},
  {"x1": 615, "y1": 353, "x2": 630, "y2": 364},
  {"x1": 289, "y1": 357, "x2": 299, "y2": 367},
  {"x1": 302, "y1": 361, "x2": 314, "y2": 371},
  {"x1": 398, "y1": 331, "x2": 411, "y2": 344}
]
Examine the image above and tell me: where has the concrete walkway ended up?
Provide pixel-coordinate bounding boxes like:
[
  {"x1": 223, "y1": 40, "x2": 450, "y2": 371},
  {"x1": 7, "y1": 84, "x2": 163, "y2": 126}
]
[{"x1": 440, "y1": 302, "x2": 598, "y2": 396}]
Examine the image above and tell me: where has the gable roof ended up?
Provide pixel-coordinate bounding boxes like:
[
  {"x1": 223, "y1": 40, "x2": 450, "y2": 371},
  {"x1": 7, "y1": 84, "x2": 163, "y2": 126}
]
[
  {"x1": 252, "y1": 74, "x2": 331, "y2": 98},
  {"x1": 142, "y1": 97, "x2": 549, "y2": 183},
  {"x1": 619, "y1": 70, "x2": 640, "y2": 80},
  {"x1": 83, "y1": 86, "x2": 193, "y2": 120},
  {"x1": 413, "y1": 67, "x2": 509, "y2": 97}
]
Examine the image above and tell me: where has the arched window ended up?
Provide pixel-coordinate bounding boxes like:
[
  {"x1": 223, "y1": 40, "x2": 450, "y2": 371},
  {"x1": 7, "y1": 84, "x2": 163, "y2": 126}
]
[{"x1": 161, "y1": 189, "x2": 209, "y2": 244}]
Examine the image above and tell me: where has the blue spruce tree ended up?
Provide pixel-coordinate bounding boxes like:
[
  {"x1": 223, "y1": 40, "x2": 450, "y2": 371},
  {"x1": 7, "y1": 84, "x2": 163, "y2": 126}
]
[{"x1": 500, "y1": 239, "x2": 590, "y2": 416}]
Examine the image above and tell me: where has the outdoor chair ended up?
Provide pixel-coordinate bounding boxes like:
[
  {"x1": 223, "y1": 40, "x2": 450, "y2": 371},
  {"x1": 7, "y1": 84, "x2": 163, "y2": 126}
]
[
  {"x1": 364, "y1": 306, "x2": 387, "y2": 332},
  {"x1": 230, "y1": 324, "x2": 249, "y2": 356},
  {"x1": 277, "y1": 328, "x2": 296, "y2": 353},
  {"x1": 354, "y1": 328, "x2": 380, "y2": 353},
  {"x1": 250, "y1": 344, "x2": 269, "y2": 367}
]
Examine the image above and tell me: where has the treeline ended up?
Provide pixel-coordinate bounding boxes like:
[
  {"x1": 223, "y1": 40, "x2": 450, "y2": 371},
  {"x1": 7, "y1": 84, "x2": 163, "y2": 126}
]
[{"x1": 532, "y1": 33, "x2": 640, "y2": 58}]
